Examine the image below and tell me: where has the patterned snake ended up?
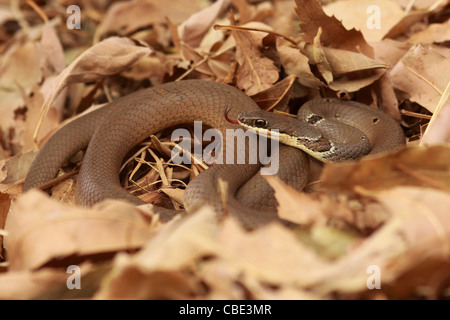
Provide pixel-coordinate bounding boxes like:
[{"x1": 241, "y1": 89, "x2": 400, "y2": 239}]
[{"x1": 23, "y1": 80, "x2": 405, "y2": 228}]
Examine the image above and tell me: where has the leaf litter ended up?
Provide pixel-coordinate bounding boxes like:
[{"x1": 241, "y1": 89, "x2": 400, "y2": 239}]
[{"x1": 0, "y1": 0, "x2": 449, "y2": 300}]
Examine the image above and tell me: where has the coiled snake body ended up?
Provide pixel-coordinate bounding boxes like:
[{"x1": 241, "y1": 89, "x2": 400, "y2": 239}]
[{"x1": 24, "y1": 80, "x2": 405, "y2": 228}]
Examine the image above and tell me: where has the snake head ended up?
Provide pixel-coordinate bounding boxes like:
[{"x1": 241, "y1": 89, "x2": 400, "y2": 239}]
[{"x1": 237, "y1": 115, "x2": 269, "y2": 129}]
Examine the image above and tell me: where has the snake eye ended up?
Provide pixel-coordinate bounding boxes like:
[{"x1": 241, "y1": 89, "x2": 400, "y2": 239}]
[{"x1": 253, "y1": 119, "x2": 267, "y2": 127}]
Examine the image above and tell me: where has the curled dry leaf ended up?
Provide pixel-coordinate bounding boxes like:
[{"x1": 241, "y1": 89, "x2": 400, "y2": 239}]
[
  {"x1": 0, "y1": 150, "x2": 37, "y2": 196},
  {"x1": 305, "y1": 186, "x2": 450, "y2": 295},
  {"x1": 323, "y1": 0, "x2": 406, "y2": 42},
  {"x1": 321, "y1": 145, "x2": 450, "y2": 193},
  {"x1": 301, "y1": 29, "x2": 334, "y2": 85},
  {"x1": 233, "y1": 22, "x2": 280, "y2": 95},
  {"x1": 407, "y1": 20, "x2": 450, "y2": 44},
  {"x1": 390, "y1": 44, "x2": 450, "y2": 113},
  {"x1": 94, "y1": 207, "x2": 219, "y2": 298},
  {"x1": 264, "y1": 175, "x2": 327, "y2": 226},
  {"x1": 40, "y1": 23, "x2": 65, "y2": 77},
  {"x1": 0, "y1": 269, "x2": 68, "y2": 300},
  {"x1": 372, "y1": 39, "x2": 412, "y2": 67},
  {"x1": 295, "y1": 0, "x2": 374, "y2": 58},
  {"x1": 97, "y1": 0, "x2": 201, "y2": 40},
  {"x1": 421, "y1": 97, "x2": 450, "y2": 145},
  {"x1": 250, "y1": 74, "x2": 297, "y2": 111},
  {"x1": 361, "y1": 186, "x2": 450, "y2": 261},
  {"x1": 302, "y1": 44, "x2": 389, "y2": 92},
  {"x1": 384, "y1": 1, "x2": 447, "y2": 39},
  {"x1": 34, "y1": 37, "x2": 151, "y2": 145},
  {"x1": 96, "y1": 268, "x2": 199, "y2": 300},
  {"x1": 277, "y1": 44, "x2": 324, "y2": 89},
  {"x1": 178, "y1": 0, "x2": 231, "y2": 48},
  {"x1": 5, "y1": 191, "x2": 157, "y2": 271},
  {"x1": 264, "y1": 175, "x2": 388, "y2": 232},
  {"x1": 0, "y1": 41, "x2": 41, "y2": 153}
]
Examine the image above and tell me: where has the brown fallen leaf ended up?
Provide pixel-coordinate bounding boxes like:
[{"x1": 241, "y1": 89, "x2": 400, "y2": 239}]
[
  {"x1": 278, "y1": 44, "x2": 324, "y2": 89},
  {"x1": 40, "y1": 22, "x2": 65, "y2": 78},
  {"x1": 0, "y1": 192, "x2": 10, "y2": 248},
  {"x1": 33, "y1": 37, "x2": 151, "y2": 146},
  {"x1": 295, "y1": 0, "x2": 374, "y2": 58},
  {"x1": 384, "y1": 1, "x2": 447, "y2": 39},
  {"x1": 0, "y1": 41, "x2": 41, "y2": 155},
  {"x1": 0, "y1": 150, "x2": 37, "y2": 197},
  {"x1": 97, "y1": 0, "x2": 201, "y2": 40},
  {"x1": 421, "y1": 91, "x2": 450, "y2": 145},
  {"x1": 264, "y1": 175, "x2": 327, "y2": 226},
  {"x1": 249, "y1": 74, "x2": 297, "y2": 111},
  {"x1": 321, "y1": 145, "x2": 450, "y2": 193},
  {"x1": 0, "y1": 268, "x2": 68, "y2": 299},
  {"x1": 121, "y1": 52, "x2": 178, "y2": 84},
  {"x1": 390, "y1": 44, "x2": 450, "y2": 113},
  {"x1": 306, "y1": 186, "x2": 450, "y2": 295},
  {"x1": 301, "y1": 41, "x2": 389, "y2": 92},
  {"x1": 301, "y1": 29, "x2": 334, "y2": 85},
  {"x1": 323, "y1": 0, "x2": 406, "y2": 42},
  {"x1": 322, "y1": 47, "x2": 389, "y2": 76},
  {"x1": 233, "y1": 21, "x2": 280, "y2": 95},
  {"x1": 407, "y1": 20, "x2": 450, "y2": 44},
  {"x1": 178, "y1": 0, "x2": 231, "y2": 48},
  {"x1": 264, "y1": 175, "x2": 388, "y2": 232},
  {"x1": 96, "y1": 269, "x2": 198, "y2": 299},
  {"x1": 372, "y1": 39, "x2": 412, "y2": 67},
  {"x1": 5, "y1": 191, "x2": 157, "y2": 271}
]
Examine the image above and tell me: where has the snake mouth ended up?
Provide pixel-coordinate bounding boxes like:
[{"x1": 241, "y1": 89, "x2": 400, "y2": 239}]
[{"x1": 224, "y1": 107, "x2": 239, "y2": 124}]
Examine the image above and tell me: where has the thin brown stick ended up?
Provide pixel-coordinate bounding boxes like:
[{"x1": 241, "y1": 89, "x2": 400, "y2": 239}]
[
  {"x1": 26, "y1": 0, "x2": 49, "y2": 23},
  {"x1": 214, "y1": 24, "x2": 299, "y2": 46},
  {"x1": 33, "y1": 169, "x2": 79, "y2": 191},
  {"x1": 400, "y1": 109, "x2": 432, "y2": 120},
  {"x1": 395, "y1": 163, "x2": 450, "y2": 193}
]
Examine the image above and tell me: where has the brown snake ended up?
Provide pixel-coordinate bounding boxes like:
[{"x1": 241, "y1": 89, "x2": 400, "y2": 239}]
[{"x1": 23, "y1": 80, "x2": 405, "y2": 228}]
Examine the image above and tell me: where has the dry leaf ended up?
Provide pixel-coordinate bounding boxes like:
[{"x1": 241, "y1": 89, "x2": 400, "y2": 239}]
[
  {"x1": 301, "y1": 43, "x2": 388, "y2": 92},
  {"x1": 321, "y1": 145, "x2": 450, "y2": 192},
  {"x1": 233, "y1": 22, "x2": 280, "y2": 95},
  {"x1": 250, "y1": 74, "x2": 297, "y2": 111},
  {"x1": 323, "y1": 0, "x2": 406, "y2": 42},
  {"x1": 295, "y1": 0, "x2": 374, "y2": 57},
  {"x1": 384, "y1": 1, "x2": 447, "y2": 39},
  {"x1": 277, "y1": 44, "x2": 324, "y2": 88},
  {"x1": 421, "y1": 100, "x2": 450, "y2": 145},
  {"x1": 98, "y1": 0, "x2": 201, "y2": 39},
  {"x1": 390, "y1": 44, "x2": 450, "y2": 113},
  {"x1": 33, "y1": 37, "x2": 151, "y2": 145},
  {"x1": 5, "y1": 191, "x2": 156, "y2": 271},
  {"x1": 0, "y1": 150, "x2": 36, "y2": 196},
  {"x1": 408, "y1": 20, "x2": 450, "y2": 44},
  {"x1": 178, "y1": 0, "x2": 231, "y2": 48},
  {"x1": 372, "y1": 39, "x2": 412, "y2": 67},
  {"x1": 264, "y1": 175, "x2": 327, "y2": 226},
  {"x1": 0, "y1": 269, "x2": 68, "y2": 300}
]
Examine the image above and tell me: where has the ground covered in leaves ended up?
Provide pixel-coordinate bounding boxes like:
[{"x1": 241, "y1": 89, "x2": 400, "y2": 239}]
[{"x1": 0, "y1": 0, "x2": 449, "y2": 299}]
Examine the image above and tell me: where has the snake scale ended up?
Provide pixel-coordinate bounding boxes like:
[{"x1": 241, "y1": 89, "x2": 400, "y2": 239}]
[{"x1": 23, "y1": 80, "x2": 405, "y2": 228}]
